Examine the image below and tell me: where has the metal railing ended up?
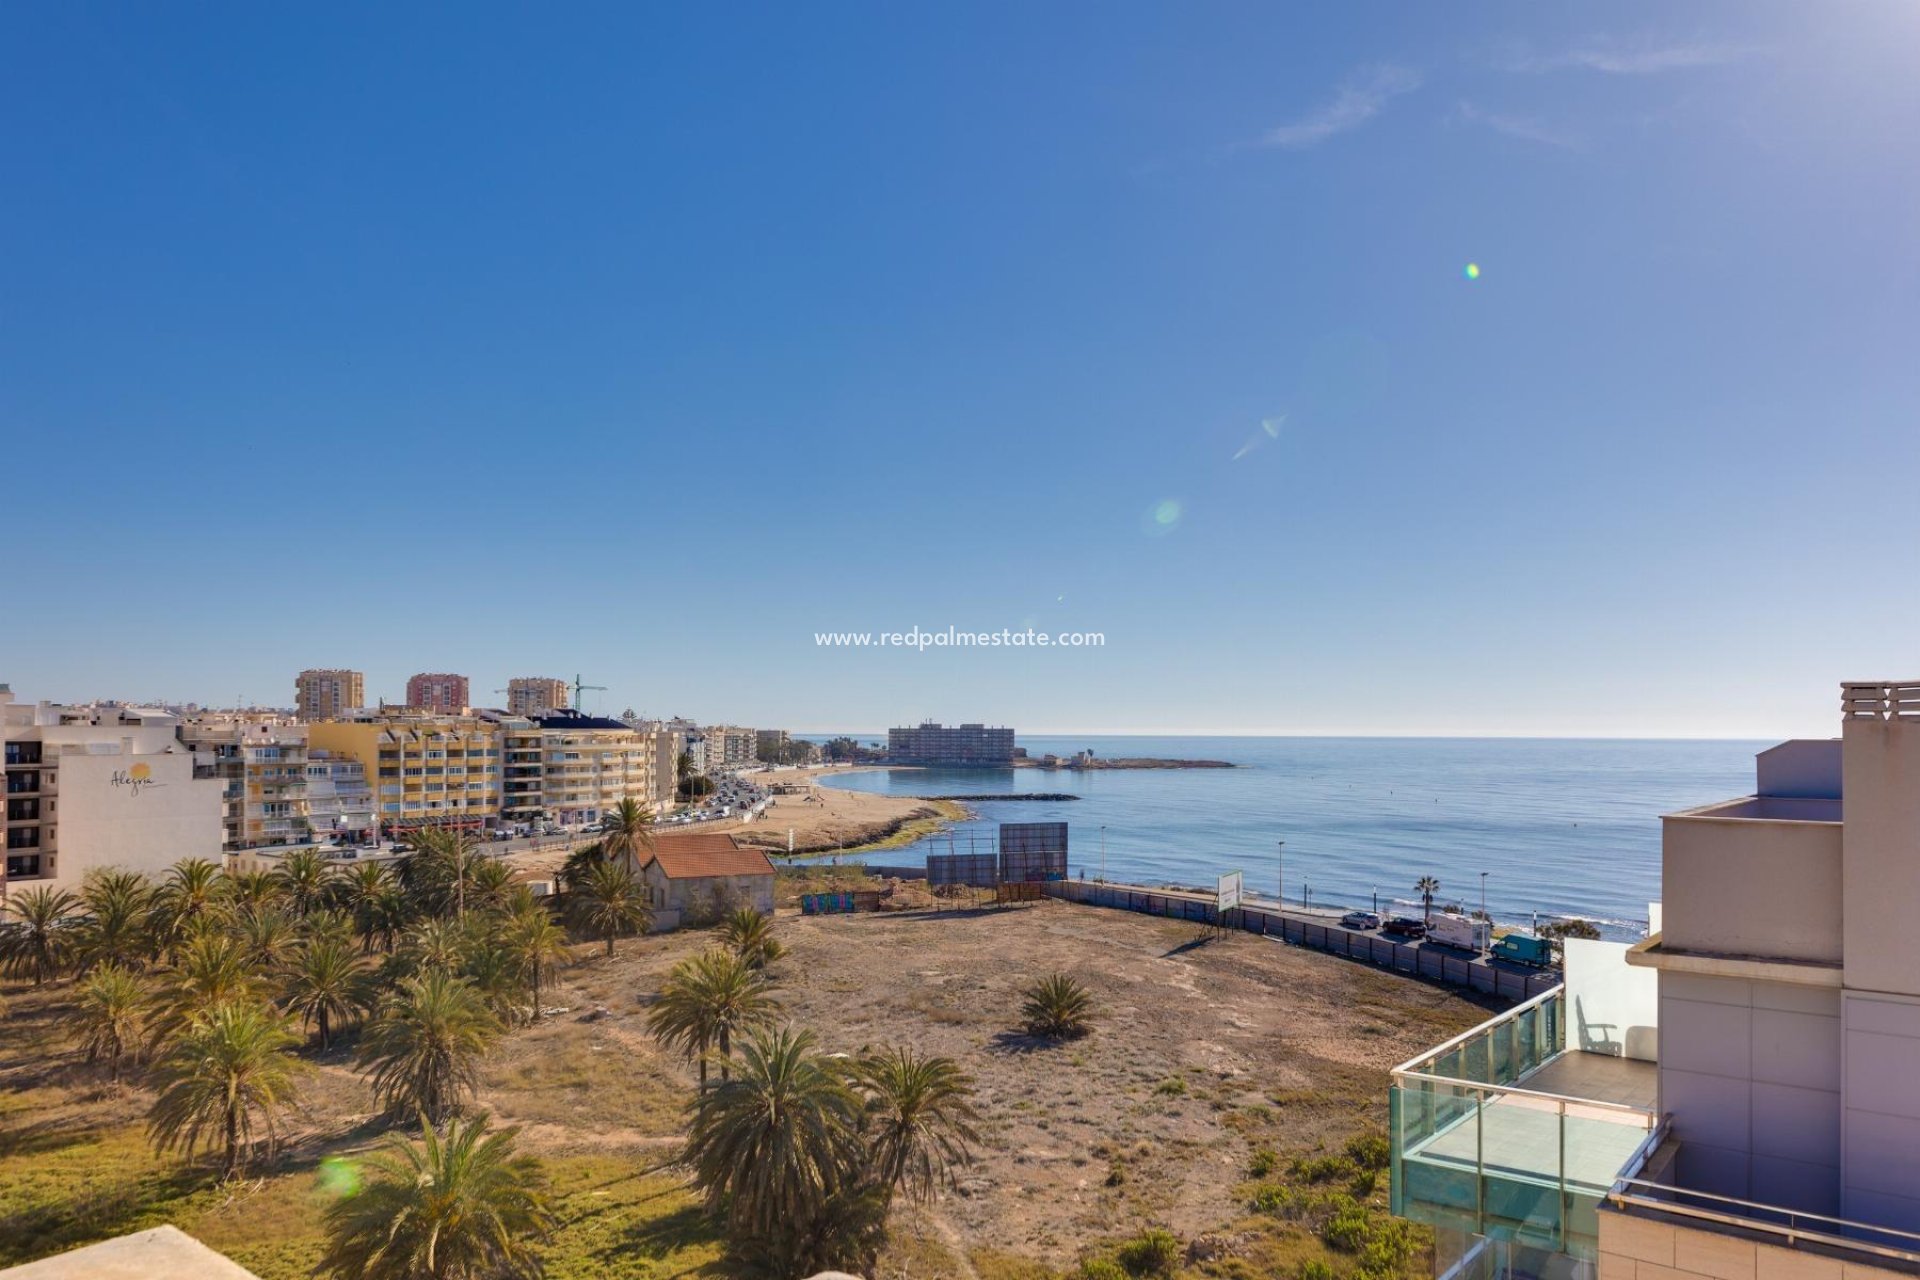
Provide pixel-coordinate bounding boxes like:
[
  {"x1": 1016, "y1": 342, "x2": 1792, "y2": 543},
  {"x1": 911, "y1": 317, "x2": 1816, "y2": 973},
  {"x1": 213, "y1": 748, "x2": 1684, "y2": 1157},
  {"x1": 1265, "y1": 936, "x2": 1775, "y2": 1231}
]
[{"x1": 1608, "y1": 1163, "x2": 1920, "y2": 1268}]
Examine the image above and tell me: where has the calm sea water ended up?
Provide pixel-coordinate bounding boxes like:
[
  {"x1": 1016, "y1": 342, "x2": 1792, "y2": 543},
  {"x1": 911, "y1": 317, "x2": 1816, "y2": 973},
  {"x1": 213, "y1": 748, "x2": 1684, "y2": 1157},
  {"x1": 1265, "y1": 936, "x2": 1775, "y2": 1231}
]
[{"x1": 805, "y1": 736, "x2": 1766, "y2": 940}]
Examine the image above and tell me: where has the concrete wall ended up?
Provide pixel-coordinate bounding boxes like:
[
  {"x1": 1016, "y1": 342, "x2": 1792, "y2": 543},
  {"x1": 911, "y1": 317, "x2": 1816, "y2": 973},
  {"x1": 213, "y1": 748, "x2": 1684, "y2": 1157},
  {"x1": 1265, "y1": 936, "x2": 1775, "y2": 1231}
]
[
  {"x1": 1566, "y1": 937, "x2": 1659, "y2": 1062},
  {"x1": 1598, "y1": 1206, "x2": 1907, "y2": 1280},
  {"x1": 1661, "y1": 814, "x2": 1842, "y2": 964},
  {"x1": 1756, "y1": 739, "x2": 1842, "y2": 799},
  {"x1": 1842, "y1": 718, "x2": 1920, "y2": 998},
  {"x1": 1658, "y1": 971, "x2": 1842, "y2": 1214},
  {"x1": 52, "y1": 750, "x2": 223, "y2": 893},
  {"x1": 1841, "y1": 990, "x2": 1920, "y2": 1231},
  {"x1": 640, "y1": 865, "x2": 775, "y2": 927}
]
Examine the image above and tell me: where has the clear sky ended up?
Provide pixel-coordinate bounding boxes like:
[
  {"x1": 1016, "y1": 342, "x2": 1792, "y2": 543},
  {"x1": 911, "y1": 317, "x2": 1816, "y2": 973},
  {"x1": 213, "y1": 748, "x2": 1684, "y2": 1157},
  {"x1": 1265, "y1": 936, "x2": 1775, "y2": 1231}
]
[{"x1": 4, "y1": 3, "x2": 1917, "y2": 739}]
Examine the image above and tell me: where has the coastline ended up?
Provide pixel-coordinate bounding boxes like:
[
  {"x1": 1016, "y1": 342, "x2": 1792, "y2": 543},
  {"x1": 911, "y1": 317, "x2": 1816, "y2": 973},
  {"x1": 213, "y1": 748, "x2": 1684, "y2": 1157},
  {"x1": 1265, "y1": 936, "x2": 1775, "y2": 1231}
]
[{"x1": 703, "y1": 764, "x2": 970, "y2": 857}]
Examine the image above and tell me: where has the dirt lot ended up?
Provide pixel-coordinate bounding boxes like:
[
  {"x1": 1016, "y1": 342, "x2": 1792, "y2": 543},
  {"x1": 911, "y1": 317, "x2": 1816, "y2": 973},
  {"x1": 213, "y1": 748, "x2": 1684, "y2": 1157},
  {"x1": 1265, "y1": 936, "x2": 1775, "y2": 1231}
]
[{"x1": 558, "y1": 896, "x2": 1492, "y2": 1273}]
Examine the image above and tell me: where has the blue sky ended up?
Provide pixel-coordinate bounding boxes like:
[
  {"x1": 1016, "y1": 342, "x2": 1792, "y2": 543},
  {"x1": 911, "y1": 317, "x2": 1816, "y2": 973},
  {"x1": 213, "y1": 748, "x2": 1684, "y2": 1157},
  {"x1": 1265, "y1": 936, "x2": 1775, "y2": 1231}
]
[{"x1": 4, "y1": 3, "x2": 1917, "y2": 738}]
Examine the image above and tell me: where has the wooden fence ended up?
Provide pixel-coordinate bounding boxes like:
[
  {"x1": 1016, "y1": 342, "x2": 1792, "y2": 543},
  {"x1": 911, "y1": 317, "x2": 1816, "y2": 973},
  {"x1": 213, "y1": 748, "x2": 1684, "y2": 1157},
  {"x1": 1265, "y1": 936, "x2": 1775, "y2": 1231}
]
[{"x1": 1044, "y1": 880, "x2": 1559, "y2": 1003}]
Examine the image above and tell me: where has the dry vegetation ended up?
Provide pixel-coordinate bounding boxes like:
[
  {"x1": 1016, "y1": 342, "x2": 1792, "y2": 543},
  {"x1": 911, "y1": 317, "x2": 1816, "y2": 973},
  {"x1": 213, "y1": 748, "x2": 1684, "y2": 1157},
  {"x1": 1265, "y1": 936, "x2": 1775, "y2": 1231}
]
[{"x1": 0, "y1": 894, "x2": 1492, "y2": 1279}]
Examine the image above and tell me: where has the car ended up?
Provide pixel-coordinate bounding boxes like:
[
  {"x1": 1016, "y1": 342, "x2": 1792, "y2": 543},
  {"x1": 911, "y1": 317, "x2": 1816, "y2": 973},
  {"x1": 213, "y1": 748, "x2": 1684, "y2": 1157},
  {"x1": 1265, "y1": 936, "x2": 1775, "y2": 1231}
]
[
  {"x1": 1381, "y1": 916, "x2": 1427, "y2": 939},
  {"x1": 1339, "y1": 911, "x2": 1381, "y2": 931}
]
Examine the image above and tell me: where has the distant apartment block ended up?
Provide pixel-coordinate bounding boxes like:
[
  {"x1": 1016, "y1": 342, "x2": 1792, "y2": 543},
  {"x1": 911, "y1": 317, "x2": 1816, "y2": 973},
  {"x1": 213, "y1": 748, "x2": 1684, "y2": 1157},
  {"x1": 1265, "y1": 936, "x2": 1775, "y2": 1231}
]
[
  {"x1": 488, "y1": 711, "x2": 674, "y2": 825},
  {"x1": 404, "y1": 672, "x2": 469, "y2": 714},
  {"x1": 506, "y1": 677, "x2": 569, "y2": 717},
  {"x1": 1391, "y1": 679, "x2": 1920, "y2": 1280},
  {"x1": 308, "y1": 709, "x2": 501, "y2": 833},
  {"x1": 178, "y1": 716, "x2": 374, "y2": 849},
  {"x1": 887, "y1": 721, "x2": 1015, "y2": 766},
  {"x1": 2, "y1": 686, "x2": 223, "y2": 897},
  {"x1": 294, "y1": 668, "x2": 364, "y2": 721},
  {"x1": 704, "y1": 725, "x2": 758, "y2": 771}
]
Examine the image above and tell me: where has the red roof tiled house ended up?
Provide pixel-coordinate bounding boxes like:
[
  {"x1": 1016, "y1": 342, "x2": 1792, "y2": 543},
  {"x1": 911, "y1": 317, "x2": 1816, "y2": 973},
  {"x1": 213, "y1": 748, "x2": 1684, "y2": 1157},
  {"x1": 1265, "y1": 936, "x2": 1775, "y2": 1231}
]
[{"x1": 634, "y1": 832, "x2": 776, "y2": 929}]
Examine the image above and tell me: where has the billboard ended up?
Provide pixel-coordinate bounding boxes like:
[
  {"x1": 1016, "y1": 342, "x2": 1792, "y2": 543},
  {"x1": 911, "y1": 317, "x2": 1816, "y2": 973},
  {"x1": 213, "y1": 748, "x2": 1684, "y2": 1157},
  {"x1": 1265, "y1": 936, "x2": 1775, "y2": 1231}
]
[
  {"x1": 1217, "y1": 870, "x2": 1243, "y2": 913},
  {"x1": 928, "y1": 852, "x2": 999, "y2": 889},
  {"x1": 998, "y1": 821, "x2": 1068, "y2": 883}
]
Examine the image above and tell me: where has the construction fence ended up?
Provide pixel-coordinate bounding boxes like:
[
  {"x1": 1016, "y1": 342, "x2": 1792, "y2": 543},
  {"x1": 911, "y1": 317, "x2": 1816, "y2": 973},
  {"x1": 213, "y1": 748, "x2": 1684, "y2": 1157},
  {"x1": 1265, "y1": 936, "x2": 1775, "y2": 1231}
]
[{"x1": 1044, "y1": 880, "x2": 1559, "y2": 1003}]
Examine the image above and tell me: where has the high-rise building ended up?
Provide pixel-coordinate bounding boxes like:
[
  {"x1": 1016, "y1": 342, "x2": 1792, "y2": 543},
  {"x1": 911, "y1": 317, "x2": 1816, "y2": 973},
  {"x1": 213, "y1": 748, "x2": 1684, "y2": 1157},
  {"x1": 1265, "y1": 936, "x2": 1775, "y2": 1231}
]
[
  {"x1": 1390, "y1": 679, "x2": 1920, "y2": 1280},
  {"x1": 294, "y1": 669, "x2": 364, "y2": 721},
  {"x1": 405, "y1": 673, "x2": 469, "y2": 714},
  {"x1": 506, "y1": 677, "x2": 570, "y2": 717},
  {"x1": 887, "y1": 721, "x2": 1015, "y2": 766},
  {"x1": 308, "y1": 709, "x2": 501, "y2": 833},
  {"x1": 177, "y1": 715, "x2": 375, "y2": 849},
  {"x1": 2, "y1": 686, "x2": 224, "y2": 897},
  {"x1": 487, "y1": 711, "x2": 675, "y2": 825},
  {"x1": 704, "y1": 725, "x2": 758, "y2": 771}
]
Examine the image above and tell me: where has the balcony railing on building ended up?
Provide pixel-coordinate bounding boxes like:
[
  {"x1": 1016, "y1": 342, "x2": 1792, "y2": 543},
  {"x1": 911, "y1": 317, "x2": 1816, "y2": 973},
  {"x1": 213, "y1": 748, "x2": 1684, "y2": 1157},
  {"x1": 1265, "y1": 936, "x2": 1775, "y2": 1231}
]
[{"x1": 1391, "y1": 987, "x2": 1658, "y2": 1260}]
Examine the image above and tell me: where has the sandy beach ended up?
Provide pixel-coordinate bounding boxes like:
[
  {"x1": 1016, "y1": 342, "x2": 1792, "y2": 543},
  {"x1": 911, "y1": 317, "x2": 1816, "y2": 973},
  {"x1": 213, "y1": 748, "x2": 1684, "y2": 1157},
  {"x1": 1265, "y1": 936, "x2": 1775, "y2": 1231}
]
[{"x1": 706, "y1": 764, "x2": 965, "y2": 856}]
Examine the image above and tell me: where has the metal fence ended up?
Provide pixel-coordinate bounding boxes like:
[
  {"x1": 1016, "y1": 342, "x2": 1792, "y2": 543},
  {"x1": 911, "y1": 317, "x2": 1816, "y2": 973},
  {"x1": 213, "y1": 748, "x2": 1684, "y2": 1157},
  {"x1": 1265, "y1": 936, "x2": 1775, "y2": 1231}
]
[{"x1": 1045, "y1": 880, "x2": 1559, "y2": 1003}]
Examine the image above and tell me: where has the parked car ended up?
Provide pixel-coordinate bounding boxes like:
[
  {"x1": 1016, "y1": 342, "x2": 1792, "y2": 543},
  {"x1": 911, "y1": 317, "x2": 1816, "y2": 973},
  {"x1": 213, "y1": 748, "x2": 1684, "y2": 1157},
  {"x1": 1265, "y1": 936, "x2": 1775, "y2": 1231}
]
[
  {"x1": 1339, "y1": 910, "x2": 1382, "y2": 931},
  {"x1": 1381, "y1": 915, "x2": 1427, "y2": 939},
  {"x1": 1426, "y1": 912, "x2": 1492, "y2": 953},
  {"x1": 1491, "y1": 933, "x2": 1556, "y2": 968}
]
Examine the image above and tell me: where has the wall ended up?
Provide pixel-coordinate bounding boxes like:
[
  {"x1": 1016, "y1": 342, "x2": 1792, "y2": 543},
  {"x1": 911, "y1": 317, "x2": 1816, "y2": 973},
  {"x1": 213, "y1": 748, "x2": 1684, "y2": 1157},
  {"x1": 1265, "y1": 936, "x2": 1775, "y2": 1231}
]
[
  {"x1": 1597, "y1": 1206, "x2": 1907, "y2": 1280},
  {"x1": 1841, "y1": 990, "x2": 1920, "y2": 1231},
  {"x1": 52, "y1": 749, "x2": 223, "y2": 892},
  {"x1": 1565, "y1": 937, "x2": 1659, "y2": 1062},
  {"x1": 1842, "y1": 718, "x2": 1920, "y2": 999},
  {"x1": 1657, "y1": 971, "x2": 1841, "y2": 1214},
  {"x1": 1661, "y1": 814, "x2": 1842, "y2": 964},
  {"x1": 1756, "y1": 739, "x2": 1843, "y2": 799}
]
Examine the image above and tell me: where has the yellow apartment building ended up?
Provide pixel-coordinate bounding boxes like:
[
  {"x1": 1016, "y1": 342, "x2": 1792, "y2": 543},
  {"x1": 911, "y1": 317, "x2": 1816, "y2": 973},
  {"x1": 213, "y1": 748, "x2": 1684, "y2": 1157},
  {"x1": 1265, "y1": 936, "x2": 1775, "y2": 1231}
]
[{"x1": 308, "y1": 710, "x2": 501, "y2": 833}]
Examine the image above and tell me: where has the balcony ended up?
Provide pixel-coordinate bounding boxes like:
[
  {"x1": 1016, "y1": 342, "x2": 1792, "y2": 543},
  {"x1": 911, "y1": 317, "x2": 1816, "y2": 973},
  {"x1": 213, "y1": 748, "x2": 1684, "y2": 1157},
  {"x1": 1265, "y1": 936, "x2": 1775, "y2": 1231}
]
[{"x1": 1392, "y1": 988, "x2": 1659, "y2": 1259}]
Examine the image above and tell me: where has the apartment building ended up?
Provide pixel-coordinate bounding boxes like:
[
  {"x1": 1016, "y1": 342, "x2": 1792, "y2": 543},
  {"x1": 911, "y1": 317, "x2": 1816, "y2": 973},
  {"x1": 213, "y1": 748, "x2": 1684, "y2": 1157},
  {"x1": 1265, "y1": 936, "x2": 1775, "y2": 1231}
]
[
  {"x1": 1, "y1": 687, "x2": 223, "y2": 898},
  {"x1": 177, "y1": 716, "x2": 375, "y2": 849},
  {"x1": 488, "y1": 711, "x2": 674, "y2": 826},
  {"x1": 506, "y1": 677, "x2": 569, "y2": 717},
  {"x1": 294, "y1": 668, "x2": 364, "y2": 721},
  {"x1": 308, "y1": 710, "x2": 501, "y2": 833},
  {"x1": 404, "y1": 672, "x2": 469, "y2": 714},
  {"x1": 1390, "y1": 679, "x2": 1920, "y2": 1280},
  {"x1": 704, "y1": 725, "x2": 758, "y2": 771},
  {"x1": 887, "y1": 721, "x2": 1016, "y2": 766}
]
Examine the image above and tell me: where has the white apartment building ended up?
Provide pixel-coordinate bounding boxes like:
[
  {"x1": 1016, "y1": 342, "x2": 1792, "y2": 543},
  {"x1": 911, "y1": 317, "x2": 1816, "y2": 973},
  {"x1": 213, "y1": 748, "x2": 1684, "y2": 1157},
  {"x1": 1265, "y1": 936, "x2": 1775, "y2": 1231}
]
[
  {"x1": 1391, "y1": 680, "x2": 1920, "y2": 1280},
  {"x1": 179, "y1": 717, "x2": 376, "y2": 849},
  {"x1": 487, "y1": 711, "x2": 674, "y2": 826},
  {"x1": 2, "y1": 687, "x2": 223, "y2": 898},
  {"x1": 703, "y1": 725, "x2": 757, "y2": 771}
]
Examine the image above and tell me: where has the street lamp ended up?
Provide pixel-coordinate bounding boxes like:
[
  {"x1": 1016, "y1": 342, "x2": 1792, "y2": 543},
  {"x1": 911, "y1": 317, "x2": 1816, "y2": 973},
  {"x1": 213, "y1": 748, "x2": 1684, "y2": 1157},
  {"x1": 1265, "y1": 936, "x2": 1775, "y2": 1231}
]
[
  {"x1": 1372, "y1": 884, "x2": 1378, "y2": 915},
  {"x1": 1480, "y1": 871, "x2": 1489, "y2": 921},
  {"x1": 1276, "y1": 840, "x2": 1285, "y2": 909},
  {"x1": 1100, "y1": 825, "x2": 1108, "y2": 883}
]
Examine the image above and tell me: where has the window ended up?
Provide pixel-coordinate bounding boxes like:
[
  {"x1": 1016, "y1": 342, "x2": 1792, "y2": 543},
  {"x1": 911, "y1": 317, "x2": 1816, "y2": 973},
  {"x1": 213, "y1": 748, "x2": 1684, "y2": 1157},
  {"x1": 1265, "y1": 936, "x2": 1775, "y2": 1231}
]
[
  {"x1": 6, "y1": 853, "x2": 43, "y2": 878},
  {"x1": 7, "y1": 827, "x2": 40, "y2": 849}
]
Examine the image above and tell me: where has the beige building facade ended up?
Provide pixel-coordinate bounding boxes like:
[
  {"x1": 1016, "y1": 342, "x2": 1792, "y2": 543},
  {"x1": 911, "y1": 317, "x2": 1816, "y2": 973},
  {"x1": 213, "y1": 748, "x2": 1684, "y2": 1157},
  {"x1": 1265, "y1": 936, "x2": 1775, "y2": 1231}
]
[
  {"x1": 489, "y1": 712, "x2": 673, "y2": 825},
  {"x1": 2, "y1": 688, "x2": 223, "y2": 898},
  {"x1": 294, "y1": 669, "x2": 364, "y2": 721},
  {"x1": 506, "y1": 677, "x2": 569, "y2": 717},
  {"x1": 178, "y1": 716, "x2": 374, "y2": 849},
  {"x1": 308, "y1": 710, "x2": 501, "y2": 833}
]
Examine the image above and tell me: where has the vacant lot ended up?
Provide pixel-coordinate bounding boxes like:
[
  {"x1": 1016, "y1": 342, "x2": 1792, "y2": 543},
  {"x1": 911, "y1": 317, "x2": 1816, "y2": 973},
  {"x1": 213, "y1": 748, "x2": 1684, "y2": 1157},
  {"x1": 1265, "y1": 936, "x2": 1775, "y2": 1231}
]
[{"x1": 0, "y1": 897, "x2": 1490, "y2": 1279}]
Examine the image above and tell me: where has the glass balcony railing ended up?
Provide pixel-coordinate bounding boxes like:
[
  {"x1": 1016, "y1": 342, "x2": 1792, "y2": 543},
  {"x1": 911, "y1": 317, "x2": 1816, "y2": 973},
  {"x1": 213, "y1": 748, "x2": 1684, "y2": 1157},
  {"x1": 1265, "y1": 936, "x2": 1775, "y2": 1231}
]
[{"x1": 1391, "y1": 987, "x2": 1658, "y2": 1260}]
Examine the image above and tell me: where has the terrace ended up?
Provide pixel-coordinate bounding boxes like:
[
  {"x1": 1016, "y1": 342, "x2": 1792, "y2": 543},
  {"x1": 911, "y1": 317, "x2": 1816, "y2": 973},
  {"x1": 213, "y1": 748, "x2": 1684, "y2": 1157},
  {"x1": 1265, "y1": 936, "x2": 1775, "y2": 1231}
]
[{"x1": 1391, "y1": 987, "x2": 1659, "y2": 1259}]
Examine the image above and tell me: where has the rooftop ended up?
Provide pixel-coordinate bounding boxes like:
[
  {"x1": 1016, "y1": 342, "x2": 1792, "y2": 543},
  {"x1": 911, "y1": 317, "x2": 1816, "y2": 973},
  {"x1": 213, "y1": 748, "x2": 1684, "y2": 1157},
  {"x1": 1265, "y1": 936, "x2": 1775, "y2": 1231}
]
[{"x1": 645, "y1": 832, "x2": 777, "y2": 880}]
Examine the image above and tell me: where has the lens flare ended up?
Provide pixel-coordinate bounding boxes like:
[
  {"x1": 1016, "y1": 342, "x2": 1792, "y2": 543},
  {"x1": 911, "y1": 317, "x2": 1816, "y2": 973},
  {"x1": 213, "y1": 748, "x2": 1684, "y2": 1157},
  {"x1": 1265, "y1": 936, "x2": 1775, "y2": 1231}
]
[
  {"x1": 317, "y1": 1156, "x2": 362, "y2": 1198},
  {"x1": 1464, "y1": 263, "x2": 1481, "y2": 280},
  {"x1": 1141, "y1": 498, "x2": 1184, "y2": 537}
]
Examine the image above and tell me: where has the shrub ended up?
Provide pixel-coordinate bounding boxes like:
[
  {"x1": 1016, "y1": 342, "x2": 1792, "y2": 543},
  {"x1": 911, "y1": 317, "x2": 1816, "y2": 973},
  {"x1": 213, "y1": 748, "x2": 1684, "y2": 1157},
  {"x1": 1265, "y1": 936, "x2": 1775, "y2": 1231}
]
[
  {"x1": 1299, "y1": 1262, "x2": 1337, "y2": 1280},
  {"x1": 1115, "y1": 1228, "x2": 1180, "y2": 1279},
  {"x1": 1250, "y1": 1183, "x2": 1293, "y2": 1215},
  {"x1": 1021, "y1": 973, "x2": 1096, "y2": 1039},
  {"x1": 1323, "y1": 1205, "x2": 1372, "y2": 1253},
  {"x1": 1105, "y1": 1161, "x2": 1127, "y2": 1187},
  {"x1": 1292, "y1": 1153, "x2": 1359, "y2": 1184},
  {"x1": 1350, "y1": 1168, "x2": 1379, "y2": 1199},
  {"x1": 1345, "y1": 1132, "x2": 1390, "y2": 1171},
  {"x1": 1080, "y1": 1260, "x2": 1129, "y2": 1280},
  {"x1": 1247, "y1": 1147, "x2": 1278, "y2": 1178},
  {"x1": 1154, "y1": 1077, "x2": 1187, "y2": 1097}
]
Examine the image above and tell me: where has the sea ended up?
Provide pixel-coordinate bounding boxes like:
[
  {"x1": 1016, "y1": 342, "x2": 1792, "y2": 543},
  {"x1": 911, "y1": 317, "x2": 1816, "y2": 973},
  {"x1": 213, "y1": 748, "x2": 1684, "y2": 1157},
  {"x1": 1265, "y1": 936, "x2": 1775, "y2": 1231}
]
[{"x1": 798, "y1": 736, "x2": 1768, "y2": 941}]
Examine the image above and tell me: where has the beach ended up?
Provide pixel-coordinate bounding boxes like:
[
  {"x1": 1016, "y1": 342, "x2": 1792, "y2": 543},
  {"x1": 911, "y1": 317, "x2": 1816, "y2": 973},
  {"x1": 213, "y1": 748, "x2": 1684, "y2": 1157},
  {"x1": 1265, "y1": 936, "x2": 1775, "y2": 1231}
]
[{"x1": 706, "y1": 764, "x2": 967, "y2": 856}]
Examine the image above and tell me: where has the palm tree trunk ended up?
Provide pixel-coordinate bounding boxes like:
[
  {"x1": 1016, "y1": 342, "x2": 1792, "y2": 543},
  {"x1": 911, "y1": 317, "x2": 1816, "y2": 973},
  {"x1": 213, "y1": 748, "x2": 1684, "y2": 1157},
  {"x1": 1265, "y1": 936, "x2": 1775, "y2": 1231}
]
[
  {"x1": 224, "y1": 1104, "x2": 240, "y2": 1180},
  {"x1": 318, "y1": 1008, "x2": 330, "y2": 1052},
  {"x1": 605, "y1": 932, "x2": 615, "y2": 959},
  {"x1": 718, "y1": 1027, "x2": 731, "y2": 1082}
]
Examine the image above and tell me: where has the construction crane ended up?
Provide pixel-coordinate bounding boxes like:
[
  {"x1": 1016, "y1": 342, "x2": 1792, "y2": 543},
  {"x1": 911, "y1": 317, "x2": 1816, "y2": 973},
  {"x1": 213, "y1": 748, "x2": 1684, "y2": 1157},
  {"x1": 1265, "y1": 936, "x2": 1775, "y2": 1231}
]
[{"x1": 571, "y1": 674, "x2": 607, "y2": 712}]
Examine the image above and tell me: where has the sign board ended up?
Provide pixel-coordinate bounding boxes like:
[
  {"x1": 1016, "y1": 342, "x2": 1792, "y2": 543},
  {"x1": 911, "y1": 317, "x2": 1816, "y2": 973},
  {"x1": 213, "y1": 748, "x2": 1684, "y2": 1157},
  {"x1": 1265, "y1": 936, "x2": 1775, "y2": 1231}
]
[
  {"x1": 1216, "y1": 870, "x2": 1243, "y2": 914},
  {"x1": 998, "y1": 822, "x2": 1069, "y2": 883},
  {"x1": 928, "y1": 852, "x2": 999, "y2": 889}
]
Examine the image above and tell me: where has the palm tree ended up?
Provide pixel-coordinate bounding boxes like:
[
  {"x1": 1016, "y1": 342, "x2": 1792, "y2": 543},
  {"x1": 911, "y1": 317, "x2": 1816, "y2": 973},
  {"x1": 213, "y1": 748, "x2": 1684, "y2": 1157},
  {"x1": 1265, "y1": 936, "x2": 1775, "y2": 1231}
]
[
  {"x1": 400, "y1": 917, "x2": 474, "y2": 976},
  {"x1": 557, "y1": 841, "x2": 607, "y2": 893},
  {"x1": 357, "y1": 968, "x2": 502, "y2": 1123},
  {"x1": 683, "y1": 1026, "x2": 862, "y2": 1241},
  {"x1": 335, "y1": 862, "x2": 393, "y2": 952},
  {"x1": 148, "y1": 1000, "x2": 308, "y2": 1180},
  {"x1": 408, "y1": 825, "x2": 481, "y2": 919},
  {"x1": 1020, "y1": 974, "x2": 1095, "y2": 1039},
  {"x1": 73, "y1": 962, "x2": 147, "y2": 1083},
  {"x1": 503, "y1": 905, "x2": 571, "y2": 1018},
  {"x1": 283, "y1": 936, "x2": 367, "y2": 1051},
  {"x1": 276, "y1": 848, "x2": 334, "y2": 917},
  {"x1": 223, "y1": 868, "x2": 285, "y2": 915},
  {"x1": 157, "y1": 858, "x2": 227, "y2": 957},
  {"x1": 569, "y1": 860, "x2": 652, "y2": 958},
  {"x1": 1416, "y1": 875, "x2": 1440, "y2": 925},
  {"x1": 717, "y1": 906, "x2": 784, "y2": 970},
  {"x1": 75, "y1": 870, "x2": 157, "y2": 972},
  {"x1": 646, "y1": 948, "x2": 780, "y2": 1088},
  {"x1": 467, "y1": 858, "x2": 516, "y2": 917},
  {"x1": 857, "y1": 1047, "x2": 981, "y2": 1203},
  {"x1": 236, "y1": 905, "x2": 302, "y2": 972},
  {"x1": 154, "y1": 931, "x2": 269, "y2": 1047},
  {"x1": 0, "y1": 886, "x2": 78, "y2": 986},
  {"x1": 316, "y1": 1111, "x2": 555, "y2": 1280},
  {"x1": 598, "y1": 797, "x2": 655, "y2": 874},
  {"x1": 460, "y1": 941, "x2": 527, "y2": 1027}
]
